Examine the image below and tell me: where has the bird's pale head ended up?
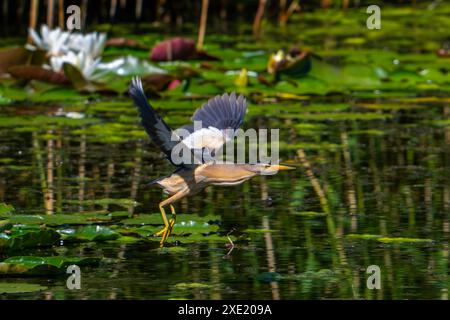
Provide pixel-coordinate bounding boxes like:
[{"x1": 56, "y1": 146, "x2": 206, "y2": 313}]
[{"x1": 245, "y1": 163, "x2": 295, "y2": 175}]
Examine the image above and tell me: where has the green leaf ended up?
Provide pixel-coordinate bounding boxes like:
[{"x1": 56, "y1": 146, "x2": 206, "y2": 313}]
[
  {"x1": 58, "y1": 225, "x2": 119, "y2": 242},
  {"x1": 0, "y1": 212, "x2": 128, "y2": 226},
  {"x1": 0, "y1": 219, "x2": 12, "y2": 232},
  {"x1": 0, "y1": 203, "x2": 14, "y2": 214},
  {"x1": 377, "y1": 237, "x2": 433, "y2": 244},
  {"x1": 0, "y1": 256, "x2": 100, "y2": 275},
  {"x1": 121, "y1": 214, "x2": 220, "y2": 226},
  {"x1": 0, "y1": 282, "x2": 47, "y2": 294},
  {"x1": 174, "y1": 282, "x2": 212, "y2": 290},
  {"x1": 292, "y1": 211, "x2": 327, "y2": 218},
  {"x1": 0, "y1": 226, "x2": 60, "y2": 253},
  {"x1": 63, "y1": 62, "x2": 87, "y2": 90}
]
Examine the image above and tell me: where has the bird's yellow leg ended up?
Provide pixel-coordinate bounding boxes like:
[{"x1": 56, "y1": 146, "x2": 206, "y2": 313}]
[
  {"x1": 169, "y1": 204, "x2": 176, "y2": 221},
  {"x1": 155, "y1": 204, "x2": 169, "y2": 237},
  {"x1": 155, "y1": 189, "x2": 188, "y2": 247},
  {"x1": 168, "y1": 204, "x2": 176, "y2": 231},
  {"x1": 159, "y1": 205, "x2": 176, "y2": 246}
]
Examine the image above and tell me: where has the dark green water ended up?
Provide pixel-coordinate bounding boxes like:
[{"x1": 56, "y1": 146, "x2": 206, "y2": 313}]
[{"x1": 0, "y1": 4, "x2": 449, "y2": 299}]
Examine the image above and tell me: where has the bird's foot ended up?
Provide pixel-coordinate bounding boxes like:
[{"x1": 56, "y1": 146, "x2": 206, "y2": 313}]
[{"x1": 155, "y1": 219, "x2": 176, "y2": 247}]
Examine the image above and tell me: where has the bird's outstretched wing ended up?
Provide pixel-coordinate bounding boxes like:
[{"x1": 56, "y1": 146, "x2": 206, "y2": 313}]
[
  {"x1": 129, "y1": 77, "x2": 186, "y2": 166},
  {"x1": 180, "y1": 92, "x2": 247, "y2": 159},
  {"x1": 192, "y1": 92, "x2": 247, "y2": 131},
  {"x1": 130, "y1": 77, "x2": 247, "y2": 165}
]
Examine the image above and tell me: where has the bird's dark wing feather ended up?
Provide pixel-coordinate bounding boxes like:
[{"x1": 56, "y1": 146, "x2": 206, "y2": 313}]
[
  {"x1": 191, "y1": 92, "x2": 247, "y2": 131},
  {"x1": 129, "y1": 77, "x2": 185, "y2": 166}
]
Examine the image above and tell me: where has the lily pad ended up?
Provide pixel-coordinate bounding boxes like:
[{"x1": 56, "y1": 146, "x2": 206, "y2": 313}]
[
  {"x1": 0, "y1": 282, "x2": 47, "y2": 294},
  {"x1": 285, "y1": 269, "x2": 339, "y2": 282},
  {"x1": 346, "y1": 234, "x2": 382, "y2": 240},
  {"x1": 292, "y1": 211, "x2": 327, "y2": 218},
  {"x1": 58, "y1": 225, "x2": 119, "y2": 242},
  {"x1": 174, "y1": 282, "x2": 212, "y2": 290},
  {"x1": 377, "y1": 237, "x2": 433, "y2": 244},
  {"x1": 120, "y1": 214, "x2": 220, "y2": 226},
  {"x1": 0, "y1": 256, "x2": 101, "y2": 275},
  {"x1": 0, "y1": 203, "x2": 14, "y2": 214},
  {"x1": 346, "y1": 234, "x2": 433, "y2": 244},
  {"x1": 159, "y1": 246, "x2": 189, "y2": 254},
  {"x1": 0, "y1": 226, "x2": 60, "y2": 253},
  {"x1": 0, "y1": 212, "x2": 129, "y2": 226},
  {"x1": 295, "y1": 112, "x2": 393, "y2": 121}
]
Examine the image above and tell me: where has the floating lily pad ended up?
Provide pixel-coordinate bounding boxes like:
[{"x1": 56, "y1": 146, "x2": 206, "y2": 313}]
[
  {"x1": 295, "y1": 112, "x2": 393, "y2": 121},
  {"x1": 174, "y1": 282, "x2": 212, "y2": 290},
  {"x1": 58, "y1": 225, "x2": 119, "y2": 242},
  {"x1": 285, "y1": 269, "x2": 339, "y2": 282},
  {"x1": 0, "y1": 203, "x2": 14, "y2": 214},
  {"x1": 121, "y1": 214, "x2": 220, "y2": 226},
  {"x1": 346, "y1": 234, "x2": 382, "y2": 240},
  {"x1": 113, "y1": 235, "x2": 144, "y2": 244},
  {"x1": 0, "y1": 282, "x2": 47, "y2": 294},
  {"x1": 377, "y1": 237, "x2": 433, "y2": 244},
  {"x1": 0, "y1": 226, "x2": 60, "y2": 253},
  {"x1": 172, "y1": 220, "x2": 220, "y2": 234},
  {"x1": 0, "y1": 212, "x2": 129, "y2": 226},
  {"x1": 159, "y1": 246, "x2": 189, "y2": 254},
  {"x1": 355, "y1": 103, "x2": 422, "y2": 110},
  {"x1": 0, "y1": 256, "x2": 101, "y2": 275},
  {"x1": 0, "y1": 115, "x2": 100, "y2": 128},
  {"x1": 292, "y1": 211, "x2": 327, "y2": 218},
  {"x1": 346, "y1": 234, "x2": 433, "y2": 244}
]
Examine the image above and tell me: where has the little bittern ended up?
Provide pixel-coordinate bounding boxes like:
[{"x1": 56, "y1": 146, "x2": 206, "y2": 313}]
[{"x1": 129, "y1": 77, "x2": 294, "y2": 247}]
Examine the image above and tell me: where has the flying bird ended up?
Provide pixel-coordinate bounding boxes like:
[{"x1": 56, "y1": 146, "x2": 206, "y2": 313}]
[{"x1": 129, "y1": 77, "x2": 294, "y2": 247}]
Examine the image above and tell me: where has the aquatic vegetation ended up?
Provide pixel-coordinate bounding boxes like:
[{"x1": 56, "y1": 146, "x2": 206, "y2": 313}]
[
  {"x1": 0, "y1": 1, "x2": 448, "y2": 300},
  {"x1": 0, "y1": 283, "x2": 47, "y2": 294},
  {"x1": 267, "y1": 48, "x2": 312, "y2": 80},
  {"x1": 0, "y1": 256, "x2": 100, "y2": 275},
  {"x1": 0, "y1": 203, "x2": 14, "y2": 214},
  {"x1": 0, "y1": 226, "x2": 60, "y2": 253},
  {"x1": 377, "y1": 237, "x2": 433, "y2": 244},
  {"x1": 28, "y1": 25, "x2": 71, "y2": 57},
  {"x1": 292, "y1": 211, "x2": 327, "y2": 218},
  {"x1": 58, "y1": 225, "x2": 119, "y2": 242},
  {"x1": 174, "y1": 282, "x2": 212, "y2": 290},
  {"x1": 346, "y1": 234, "x2": 434, "y2": 244}
]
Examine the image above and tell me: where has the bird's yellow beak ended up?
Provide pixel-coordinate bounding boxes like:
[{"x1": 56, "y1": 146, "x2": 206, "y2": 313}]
[{"x1": 273, "y1": 164, "x2": 296, "y2": 171}]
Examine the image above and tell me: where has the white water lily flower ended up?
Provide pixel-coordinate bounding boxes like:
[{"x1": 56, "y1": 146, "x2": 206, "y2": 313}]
[
  {"x1": 28, "y1": 25, "x2": 70, "y2": 56},
  {"x1": 68, "y1": 32, "x2": 107, "y2": 58},
  {"x1": 48, "y1": 51, "x2": 107, "y2": 81},
  {"x1": 97, "y1": 55, "x2": 166, "y2": 76},
  {"x1": 28, "y1": 25, "x2": 107, "y2": 60}
]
